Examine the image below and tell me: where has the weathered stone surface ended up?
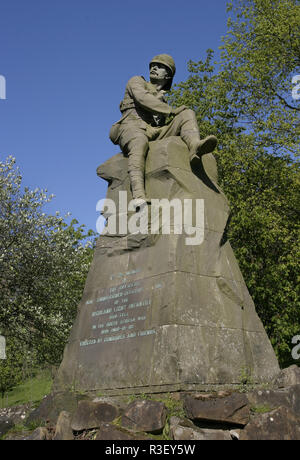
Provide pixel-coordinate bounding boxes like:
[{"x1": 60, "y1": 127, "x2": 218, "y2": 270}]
[
  {"x1": 0, "y1": 418, "x2": 14, "y2": 438},
  {"x1": 95, "y1": 422, "x2": 151, "y2": 440},
  {"x1": 184, "y1": 392, "x2": 250, "y2": 426},
  {"x1": 169, "y1": 415, "x2": 193, "y2": 428},
  {"x1": 172, "y1": 425, "x2": 232, "y2": 441},
  {"x1": 0, "y1": 403, "x2": 33, "y2": 425},
  {"x1": 55, "y1": 137, "x2": 279, "y2": 394},
  {"x1": 247, "y1": 384, "x2": 300, "y2": 418},
  {"x1": 0, "y1": 403, "x2": 35, "y2": 439},
  {"x1": 71, "y1": 400, "x2": 119, "y2": 431},
  {"x1": 240, "y1": 406, "x2": 300, "y2": 440},
  {"x1": 4, "y1": 431, "x2": 32, "y2": 440},
  {"x1": 169, "y1": 415, "x2": 232, "y2": 440},
  {"x1": 26, "y1": 391, "x2": 86, "y2": 425},
  {"x1": 25, "y1": 427, "x2": 50, "y2": 440},
  {"x1": 121, "y1": 399, "x2": 167, "y2": 433},
  {"x1": 274, "y1": 365, "x2": 300, "y2": 388},
  {"x1": 92, "y1": 395, "x2": 127, "y2": 407},
  {"x1": 53, "y1": 411, "x2": 74, "y2": 440}
]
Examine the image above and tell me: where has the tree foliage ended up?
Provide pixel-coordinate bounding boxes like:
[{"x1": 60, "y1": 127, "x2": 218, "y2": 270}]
[
  {"x1": 169, "y1": 0, "x2": 300, "y2": 366},
  {"x1": 0, "y1": 338, "x2": 23, "y2": 402},
  {"x1": 0, "y1": 156, "x2": 95, "y2": 365},
  {"x1": 223, "y1": 0, "x2": 300, "y2": 155}
]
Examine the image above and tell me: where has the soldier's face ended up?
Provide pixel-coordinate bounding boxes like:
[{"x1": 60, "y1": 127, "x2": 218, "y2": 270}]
[{"x1": 150, "y1": 63, "x2": 171, "y2": 83}]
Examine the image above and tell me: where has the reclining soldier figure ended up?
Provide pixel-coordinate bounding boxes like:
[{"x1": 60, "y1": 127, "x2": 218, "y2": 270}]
[{"x1": 109, "y1": 54, "x2": 218, "y2": 206}]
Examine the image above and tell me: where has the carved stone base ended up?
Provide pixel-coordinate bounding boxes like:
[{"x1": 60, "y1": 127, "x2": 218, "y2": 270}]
[{"x1": 55, "y1": 137, "x2": 279, "y2": 394}]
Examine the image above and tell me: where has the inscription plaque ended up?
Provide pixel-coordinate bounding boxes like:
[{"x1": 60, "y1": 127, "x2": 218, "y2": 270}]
[{"x1": 79, "y1": 272, "x2": 163, "y2": 349}]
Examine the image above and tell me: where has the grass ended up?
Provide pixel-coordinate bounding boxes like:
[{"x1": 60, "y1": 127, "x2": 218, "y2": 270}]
[
  {"x1": 1, "y1": 369, "x2": 53, "y2": 409},
  {"x1": 250, "y1": 404, "x2": 274, "y2": 415}
]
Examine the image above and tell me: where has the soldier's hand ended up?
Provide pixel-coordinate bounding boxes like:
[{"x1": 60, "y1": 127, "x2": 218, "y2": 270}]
[{"x1": 171, "y1": 105, "x2": 188, "y2": 116}]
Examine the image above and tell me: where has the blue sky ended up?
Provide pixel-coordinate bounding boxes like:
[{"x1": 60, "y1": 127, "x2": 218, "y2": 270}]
[{"x1": 0, "y1": 0, "x2": 229, "y2": 233}]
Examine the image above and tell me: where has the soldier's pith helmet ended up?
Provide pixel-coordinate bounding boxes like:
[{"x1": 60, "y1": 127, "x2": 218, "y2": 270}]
[{"x1": 149, "y1": 54, "x2": 176, "y2": 90}]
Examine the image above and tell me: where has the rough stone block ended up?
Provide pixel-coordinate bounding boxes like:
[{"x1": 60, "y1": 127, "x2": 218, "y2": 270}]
[
  {"x1": 171, "y1": 425, "x2": 232, "y2": 441},
  {"x1": 240, "y1": 406, "x2": 300, "y2": 440},
  {"x1": 121, "y1": 400, "x2": 167, "y2": 433},
  {"x1": 169, "y1": 417, "x2": 232, "y2": 440},
  {"x1": 71, "y1": 400, "x2": 119, "y2": 431},
  {"x1": 247, "y1": 384, "x2": 300, "y2": 418},
  {"x1": 0, "y1": 418, "x2": 14, "y2": 439},
  {"x1": 274, "y1": 365, "x2": 300, "y2": 388},
  {"x1": 184, "y1": 392, "x2": 250, "y2": 426},
  {"x1": 53, "y1": 411, "x2": 74, "y2": 440},
  {"x1": 25, "y1": 427, "x2": 50, "y2": 440},
  {"x1": 95, "y1": 422, "x2": 151, "y2": 440},
  {"x1": 26, "y1": 391, "x2": 85, "y2": 426}
]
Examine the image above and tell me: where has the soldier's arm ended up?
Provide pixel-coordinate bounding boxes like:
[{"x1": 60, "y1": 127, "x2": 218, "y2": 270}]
[{"x1": 127, "y1": 76, "x2": 173, "y2": 116}]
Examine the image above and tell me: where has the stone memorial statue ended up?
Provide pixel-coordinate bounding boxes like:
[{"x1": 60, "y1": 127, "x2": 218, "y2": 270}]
[
  {"x1": 109, "y1": 54, "x2": 217, "y2": 206},
  {"x1": 55, "y1": 54, "x2": 279, "y2": 396}
]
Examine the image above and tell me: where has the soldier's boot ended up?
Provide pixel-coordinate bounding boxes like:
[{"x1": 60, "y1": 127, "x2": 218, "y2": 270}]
[
  {"x1": 127, "y1": 137, "x2": 149, "y2": 207},
  {"x1": 190, "y1": 135, "x2": 218, "y2": 159},
  {"x1": 182, "y1": 132, "x2": 218, "y2": 161},
  {"x1": 128, "y1": 169, "x2": 148, "y2": 208}
]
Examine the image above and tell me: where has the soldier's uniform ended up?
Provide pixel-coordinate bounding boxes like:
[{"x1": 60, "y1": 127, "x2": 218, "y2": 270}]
[{"x1": 109, "y1": 55, "x2": 216, "y2": 202}]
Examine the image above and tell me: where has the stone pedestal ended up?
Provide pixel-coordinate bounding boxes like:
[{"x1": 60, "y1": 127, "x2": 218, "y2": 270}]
[{"x1": 55, "y1": 137, "x2": 279, "y2": 395}]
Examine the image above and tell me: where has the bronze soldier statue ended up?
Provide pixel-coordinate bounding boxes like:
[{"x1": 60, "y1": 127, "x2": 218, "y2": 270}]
[{"x1": 109, "y1": 54, "x2": 217, "y2": 206}]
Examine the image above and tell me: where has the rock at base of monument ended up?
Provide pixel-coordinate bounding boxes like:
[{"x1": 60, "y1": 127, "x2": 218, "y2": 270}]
[
  {"x1": 274, "y1": 365, "x2": 300, "y2": 388},
  {"x1": 169, "y1": 415, "x2": 232, "y2": 440},
  {"x1": 26, "y1": 391, "x2": 88, "y2": 426},
  {"x1": 171, "y1": 424, "x2": 232, "y2": 441},
  {"x1": 183, "y1": 392, "x2": 250, "y2": 427},
  {"x1": 0, "y1": 403, "x2": 33, "y2": 425},
  {"x1": 0, "y1": 418, "x2": 14, "y2": 439},
  {"x1": 239, "y1": 406, "x2": 300, "y2": 440},
  {"x1": 121, "y1": 399, "x2": 167, "y2": 434},
  {"x1": 9, "y1": 381, "x2": 300, "y2": 440},
  {"x1": 95, "y1": 422, "x2": 152, "y2": 440},
  {"x1": 247, "y1": 384, "x2": 300, "y2": 418},
  {"x1": 24, "y1": 426, "x2": 51, "y2": 440},
  {"x1": 71, "y1": 400, "x2": 119, "y2": 431},
  {"x1": 53, "y1": 411, "x2": 74, "y2": 440}
]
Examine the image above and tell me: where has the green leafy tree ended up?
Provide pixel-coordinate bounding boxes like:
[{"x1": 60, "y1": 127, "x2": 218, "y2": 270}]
[
  {"x1": 222, "y1": 0, "x2": 300, "y2": 156},
  {"x1": 0, "y1": 156, "x2": 95, "y2": 365},
  {"x1": 168, "y1": 0, "x2": 300, "y2": 366},
  {"x1": 0, "y1": 338, "x2": 23, "y2": 404}
]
